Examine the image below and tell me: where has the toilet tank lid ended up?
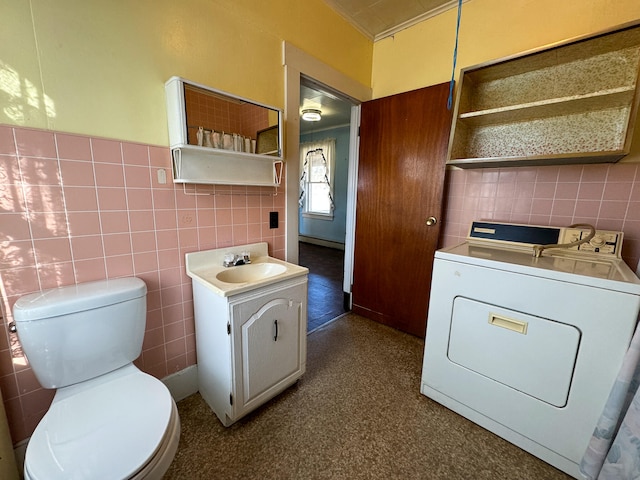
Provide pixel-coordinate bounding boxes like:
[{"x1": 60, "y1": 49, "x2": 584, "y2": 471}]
[{"x1": 13, "y1": 278, "x2": 147, "y2": 322}]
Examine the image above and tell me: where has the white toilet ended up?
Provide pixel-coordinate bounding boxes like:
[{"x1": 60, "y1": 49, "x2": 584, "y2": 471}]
[{"x1": 13, "y1": 277, "x2": 180, "y2": 480}]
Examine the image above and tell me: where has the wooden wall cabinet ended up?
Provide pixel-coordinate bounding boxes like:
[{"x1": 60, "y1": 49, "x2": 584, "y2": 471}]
[{"x1": 447, "y1": 22, "x2": 640, "y2": 168}]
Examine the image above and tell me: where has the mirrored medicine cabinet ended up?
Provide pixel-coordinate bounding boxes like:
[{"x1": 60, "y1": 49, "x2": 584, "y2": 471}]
[{"x1": 165, "y1": 76, "x2": 283, "y2": 186}]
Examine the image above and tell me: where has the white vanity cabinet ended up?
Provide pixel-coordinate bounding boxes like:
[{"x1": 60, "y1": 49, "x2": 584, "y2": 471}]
[{"x1": 192, "y1": 276, "x2": 307, "y2": 427}]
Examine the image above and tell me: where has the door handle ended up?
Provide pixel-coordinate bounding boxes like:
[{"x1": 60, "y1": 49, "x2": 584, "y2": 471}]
[
  {"x1": 274, "y1": 319, "x2": 278, "y2": 341},
  {"x1": 425, "y1": 216, "x2": 437, "y2": 226},
  {"x1": 489, "y1": 313, "x2": 528, "y2": 335}
]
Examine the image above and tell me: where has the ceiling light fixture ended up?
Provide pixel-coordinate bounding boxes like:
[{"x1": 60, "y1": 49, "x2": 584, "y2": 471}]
[{"x1": 301, "y1": 109, "x2": 322, "y2": 122}]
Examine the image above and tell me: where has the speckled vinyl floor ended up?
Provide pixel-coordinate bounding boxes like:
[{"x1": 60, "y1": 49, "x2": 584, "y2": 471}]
[{"x1": 164, "y1": 314, "x2": 571, "y2": 480}]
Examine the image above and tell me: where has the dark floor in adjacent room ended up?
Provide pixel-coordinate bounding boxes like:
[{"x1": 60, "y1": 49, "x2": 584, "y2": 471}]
[
  {"x1": 298, "y1": 241, "x2": 347, "y2": 332},
  {"x1": 164, "y1": 313, "x2": 571, "y2": 480}
]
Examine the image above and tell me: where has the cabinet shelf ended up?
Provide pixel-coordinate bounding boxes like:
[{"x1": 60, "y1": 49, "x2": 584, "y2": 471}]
[
  {"x1": 458, "y1": 87, "x2": 635, "y2": 127},
  {"x1": 171, "y1": 145, "x2": 283, "y2": 186},
  {"x1": 447, "y1": 22, "x2": 640, "y2": 168}
]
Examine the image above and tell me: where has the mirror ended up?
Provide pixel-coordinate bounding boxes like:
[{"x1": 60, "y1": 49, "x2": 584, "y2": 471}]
[
  {"x1": 165, "y1": 77, "x2": 284, "y2": 186},
  {"x1": 182, "y1": 83, "x2": 281, "y2": 157}
]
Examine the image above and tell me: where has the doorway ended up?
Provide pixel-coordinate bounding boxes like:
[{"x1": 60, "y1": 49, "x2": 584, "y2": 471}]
[
  {"x1": 298, "y1": 78, "x2": 353, "y2": 331},
  {"x1": 283, "y1": 42, "x2": 372, "y2": 332}
]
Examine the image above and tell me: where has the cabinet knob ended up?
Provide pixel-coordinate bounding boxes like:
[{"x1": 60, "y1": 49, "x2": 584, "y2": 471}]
[{"x1": 426, "y1": 216, "x2": 438, "y2": 226}]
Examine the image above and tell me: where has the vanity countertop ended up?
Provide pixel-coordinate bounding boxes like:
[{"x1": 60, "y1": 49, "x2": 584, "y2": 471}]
[{"x1": 186, "y1": 242, "x2": 308, "y2": 297}]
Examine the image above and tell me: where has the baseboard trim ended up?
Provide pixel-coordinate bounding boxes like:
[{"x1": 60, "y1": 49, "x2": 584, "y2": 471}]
[
  {"x1": 13, "y1": 439, "x2": 26, "y2": 477},
  {"x1": 343, "y1": 291, "x2": 351, "y2": 310},
  {"x1": 162, "y1": 365, "x2": 199, "y2": 402},
  {"x1": 299, "y1": 236, "x2": 345, "y2": 250}
]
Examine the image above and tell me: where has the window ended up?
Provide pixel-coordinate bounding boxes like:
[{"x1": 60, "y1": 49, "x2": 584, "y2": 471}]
[{"x1": 299, "y1": 139, "x2": 335, "y2": 219}]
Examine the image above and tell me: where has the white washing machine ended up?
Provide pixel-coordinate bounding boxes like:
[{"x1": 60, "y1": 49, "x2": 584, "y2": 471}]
[{"x1": 421, "y1": 221, "x2": 640, "y2": 479}]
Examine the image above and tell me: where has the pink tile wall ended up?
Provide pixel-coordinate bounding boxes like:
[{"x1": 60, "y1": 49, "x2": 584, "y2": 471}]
[
  {"x1": 0, "y1": 125, "x2": 285, "y2": 444},
  {"x1": 441, "y1": 163, "x2": 640, "y2": 270}
]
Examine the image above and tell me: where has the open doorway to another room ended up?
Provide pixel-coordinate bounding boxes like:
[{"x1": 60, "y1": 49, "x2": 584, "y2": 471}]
[{"x1": 298, "y1": 77, "x2": 353, "y2": 332}]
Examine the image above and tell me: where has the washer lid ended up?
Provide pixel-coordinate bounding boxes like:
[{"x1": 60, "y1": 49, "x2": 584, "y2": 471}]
[
  {"x1": 25, "y1": 367, "x2": 173, "y2": 480},
  {"x1": 438, "y1": 242, "x2": 640, "y2": 294}
]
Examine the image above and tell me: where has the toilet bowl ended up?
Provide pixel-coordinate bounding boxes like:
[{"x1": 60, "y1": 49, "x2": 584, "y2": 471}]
[
  {"x1": 22, "y1": 365, "x2": 180, "y2": 480},
  {"x1": 13, "y1": 278, "x2": 180, "y2": 479}
]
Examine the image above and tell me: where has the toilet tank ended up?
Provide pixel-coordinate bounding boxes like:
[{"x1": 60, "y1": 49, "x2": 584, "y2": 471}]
[{"x1": 13, "y1": 278, "x2": 147, "y2": 389}]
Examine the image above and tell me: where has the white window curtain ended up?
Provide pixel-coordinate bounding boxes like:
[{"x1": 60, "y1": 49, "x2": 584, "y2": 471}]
[{"x1": 299, "y1": 139, "x2": 335, "y2": 218}]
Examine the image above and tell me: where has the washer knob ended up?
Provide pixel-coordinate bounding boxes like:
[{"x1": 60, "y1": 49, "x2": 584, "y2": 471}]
[{"x1": 590, "y1": 235, "x2": 606, "y2": 247}]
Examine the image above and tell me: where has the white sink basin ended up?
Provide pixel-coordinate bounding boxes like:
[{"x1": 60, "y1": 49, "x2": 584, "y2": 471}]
[
  {"x1": 185, "y1": 242, "x2": 308, "y2": 297},
  {"x1": 216, "y1": 263, "x2": 287, "y2": 284}
]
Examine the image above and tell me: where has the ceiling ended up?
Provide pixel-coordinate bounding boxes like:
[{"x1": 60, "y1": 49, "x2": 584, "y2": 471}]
[
  {"x1": 300, "y1": 0, "x2": 462, "y2": 135},
  {"x1": 299, "y1": 81, "x2": 353, "y2": 135},
  {"x1": 323, "y1": 0, "x2": 462, "y2": 41}
]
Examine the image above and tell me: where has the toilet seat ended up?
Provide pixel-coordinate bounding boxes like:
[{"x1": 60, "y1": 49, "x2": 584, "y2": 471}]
[
  {"x1": 129, "y1": 401, "x2": 180, "y2": 480},
  {"x1": 24, "y1": 364, "x2": 179, "y2": 480}
]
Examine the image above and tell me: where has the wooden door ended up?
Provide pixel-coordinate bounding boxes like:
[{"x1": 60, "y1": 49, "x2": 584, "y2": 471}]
[{"x1": 352, "y1": 82, "x2": 452, "y2": 337}]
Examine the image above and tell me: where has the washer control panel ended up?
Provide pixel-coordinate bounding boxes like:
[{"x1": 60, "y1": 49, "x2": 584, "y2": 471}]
[
  {"x1": 468, "y1": 221, "x2": 624, "y2": 259},
  {"x1": 561, "y1": 228, "x2": 621, "y2": 256}
]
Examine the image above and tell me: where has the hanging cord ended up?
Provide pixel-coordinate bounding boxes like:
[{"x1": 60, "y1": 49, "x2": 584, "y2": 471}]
[{"x1": 447, "y1": 0, "x2": 463, "y2": 110}]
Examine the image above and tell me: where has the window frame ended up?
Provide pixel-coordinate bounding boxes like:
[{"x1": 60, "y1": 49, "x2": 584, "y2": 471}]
[{"x1": 299, "y1": 139, "x2": 335, "y2": 220}]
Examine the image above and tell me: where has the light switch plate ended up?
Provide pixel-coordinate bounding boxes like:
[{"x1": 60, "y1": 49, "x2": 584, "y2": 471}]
[{"x1": 269, "y1": 211, "x2": 278, "y2": 229}]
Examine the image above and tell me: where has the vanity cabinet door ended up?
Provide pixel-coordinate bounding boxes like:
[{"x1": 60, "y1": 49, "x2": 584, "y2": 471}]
[{"x1": 231, "y1": 283, "x2": 306, "y2": 418}]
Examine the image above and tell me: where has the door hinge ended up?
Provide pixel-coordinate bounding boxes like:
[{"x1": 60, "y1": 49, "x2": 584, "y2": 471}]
[
  {"x1": 230, "y1": 393, "x2": 233, "y2": 405},
  {"x1": 227, "y1": 322, "x2": 231, "y2": 335}
]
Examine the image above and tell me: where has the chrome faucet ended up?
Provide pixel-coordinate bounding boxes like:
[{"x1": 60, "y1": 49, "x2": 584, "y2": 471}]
[{"x1": 223, "y1": 252, "x2": 251, "y2": 267}]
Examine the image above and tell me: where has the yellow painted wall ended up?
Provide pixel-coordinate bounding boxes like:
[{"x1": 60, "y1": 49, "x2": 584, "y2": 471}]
[
  {"x1": 371, "y1": 0, "x2": 640, "y2": 161},
  {"x1": 0, "y1": 0, "x2": 372, "y2": 146}
]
